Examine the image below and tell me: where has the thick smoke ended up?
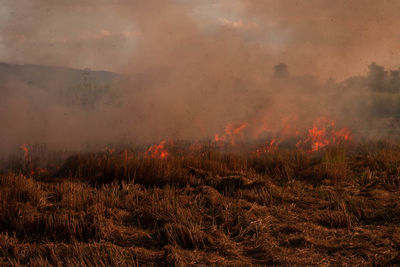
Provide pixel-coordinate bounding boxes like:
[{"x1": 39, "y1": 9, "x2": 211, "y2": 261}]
[{"x1": 0, "y1": 0, "x2": 400, "y2": 154}]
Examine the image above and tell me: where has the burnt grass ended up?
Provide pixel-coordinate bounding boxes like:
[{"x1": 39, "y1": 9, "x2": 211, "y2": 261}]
[{"x1": 1, "y1": 142, "x2": 400, "y2": 266}]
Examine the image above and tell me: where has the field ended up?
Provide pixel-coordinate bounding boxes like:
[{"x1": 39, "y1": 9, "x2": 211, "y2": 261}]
[{"x1": 1, "y1": 141, "x2": 400, "y2": 266}]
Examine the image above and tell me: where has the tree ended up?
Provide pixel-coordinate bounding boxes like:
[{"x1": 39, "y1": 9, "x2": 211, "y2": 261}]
[
  {"x1": 273, "y1": 63, "x2": 289, "y2": 79},
  {"x1": 367, "y1": 62, "x2": 387, "y2": 92}
]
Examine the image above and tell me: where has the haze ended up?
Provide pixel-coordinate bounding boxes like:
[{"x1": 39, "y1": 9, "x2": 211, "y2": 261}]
[
  {"x1": 1, "y1": 0, "x2": 400, "y2": 154},
  {"x1": 1, "y1": 0, "x2": 399, "y2": 79}
]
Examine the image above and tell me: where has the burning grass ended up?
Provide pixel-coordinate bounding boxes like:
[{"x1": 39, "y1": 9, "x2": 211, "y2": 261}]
[{"x1": 1, "y1": 140, "x2": 400, "y2": 266}]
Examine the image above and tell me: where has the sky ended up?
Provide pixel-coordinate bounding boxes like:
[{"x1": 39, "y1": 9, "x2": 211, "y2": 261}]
[{"x1": 1, "y1": 0, "x2": 400, "y2": 80}]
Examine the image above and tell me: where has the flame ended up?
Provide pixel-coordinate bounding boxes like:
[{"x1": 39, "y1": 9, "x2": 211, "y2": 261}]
[
  {"x1": 308, "y1": 126, "x2": 329, "y2": 151},
  {"x1": 19, "y1": 144, "x2": 50, "y2": 176},
  {"x1": 215, "y1": 123, "x2": 248, "y2": 145},
  {"x1": 122, "y1": 149, "x2": 133, "y2": 167},
  {"x1": 334, "y1": 128, "x2": 352, "y2": 142},
  {"x1": 20, "y1": 143, "x2": 34, "y2": 175},
  {"x1": 215, "y1": 116, "x2": 351, "y2": 153},
  {"x1": 214, "y1": 133, "x2": 226, "y2": 143},
  {"x1": 266, "y1": 138, "x2": 279, "y2": 152},
  {"x1": 20, "y1": 144, "x2": 30, "y2": 163},
  {"x1": 252, "y1": 116, "x2": 301, "y2": 154},
  {"x1": 106, "y1": 147, "x2": 116, "y2": 154},
  {"x1": 299, "y1": 117, "x2": 352, "y2": 152},
  {"x1": 146, "y1": 140, "x2": 170, "y2": 158}
]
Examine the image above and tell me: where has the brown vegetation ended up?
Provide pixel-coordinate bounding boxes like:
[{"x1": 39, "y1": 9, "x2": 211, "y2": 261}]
[{"x1": 1, "y1": 142, "x2": 400, "y2": 266}]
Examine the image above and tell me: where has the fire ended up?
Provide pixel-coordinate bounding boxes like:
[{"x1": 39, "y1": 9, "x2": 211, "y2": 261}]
[
  {"x1": 19, "y1": 144, "x2": 50, "y2": 176},
  {"x1": 146, "y1": 140, "x2": 170, "y2": 159},
  {"x1": 105, "y1": 146, "x2": 116, "y2": 154},
  {"x1": 122, "y1": 149, "x2": 134, "y2": 166},
  {"x1": 215, "y1": 123, "x2": 248, "y2": 145},
  {"x1": 334, "y1": 128, "x2": 352, "y2": 142},
  {"x1": 256, "y1": 138, "x2": 279, "y2": 155},
  {"x1": 20, "y1": 144, "x2": 30, "y2": 164},
  {"x1": 266, "y1": 138, "x2": 279, "y2": 152},
  {"x1": 299, "y1": 117, "x2": 352, "y2": 152},
  {"x1": 251, "y1": 116, "x2": 352, "y2": 154},
  {"x1": 308, "y1": 126, "x2": 329, "y2": 151}
]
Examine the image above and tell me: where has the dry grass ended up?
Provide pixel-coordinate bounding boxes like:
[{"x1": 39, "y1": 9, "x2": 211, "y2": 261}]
[{"x1": 1, "y1": 141, "x2": 400, "y2": 266}]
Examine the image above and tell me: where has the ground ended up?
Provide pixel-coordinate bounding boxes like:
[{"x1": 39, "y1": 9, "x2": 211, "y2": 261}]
[{"x1": 1, "y1": 142, "x2": 400, "y2": 266}]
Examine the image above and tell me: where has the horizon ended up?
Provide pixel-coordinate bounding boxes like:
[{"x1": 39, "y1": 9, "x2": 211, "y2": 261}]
[{"x1": 1, "y1": 0, "x2": 400, "y2": 80}]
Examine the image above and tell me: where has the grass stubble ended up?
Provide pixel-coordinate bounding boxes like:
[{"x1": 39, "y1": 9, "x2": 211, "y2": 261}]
[{"x1": 0, "y1": 141, "x2": 400, "y2": 266}]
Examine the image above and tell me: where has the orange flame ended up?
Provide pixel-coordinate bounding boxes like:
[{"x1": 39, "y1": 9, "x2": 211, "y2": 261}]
[
  {"x1": 106, "y1": 147, "x2": 116, "y2": 154},
  {"x1": 20, "y1": 144, "x2": 30, "y2": 163},
  {"x1": 266, "y1": 138, "x2": 279, "y2": 152},
  {"x1": 299, "y1": 117, "x2": 352, "y2": 152},
  {"x1": 216, "y1": 116, "x2": 351, "y2": 153},
  {"x1": 215, "y1": 123, "x2": 248, "y2": 145},
  {"x1": 19, "y1": 144, "x2": 49, "y2": 176},
  {"x1": 146, "y1": 140, "x2": 170, "y2": 159},
  {"x1": 334, "y1": 128, "x2": 352, "y2": 142},
  {"x1": 308, "y1": 126, "x2": 329, "y2": 151}
]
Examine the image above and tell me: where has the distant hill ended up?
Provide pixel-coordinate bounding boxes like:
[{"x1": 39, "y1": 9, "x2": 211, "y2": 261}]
[{"x1": 0, "y1": 62, "x2": 119, "y2": 91}]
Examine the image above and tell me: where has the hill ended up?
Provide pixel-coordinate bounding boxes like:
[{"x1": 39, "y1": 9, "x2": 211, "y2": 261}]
[{"x1": 0, "y1": 62, "x2": 119, "y2": 91}]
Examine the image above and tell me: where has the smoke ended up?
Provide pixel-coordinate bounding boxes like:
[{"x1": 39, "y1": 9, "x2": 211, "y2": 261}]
[
  {"x1": 239, "y1": 0, "x2": 400, "y2": 79},
  {"x1": 1, "y1": 0, "x2": 400, "y2": 154}
]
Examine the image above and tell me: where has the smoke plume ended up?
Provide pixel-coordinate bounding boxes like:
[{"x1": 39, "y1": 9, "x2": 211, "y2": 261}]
[{"x1": 1, "y1": 0, "x2": 400, "y2": 154}]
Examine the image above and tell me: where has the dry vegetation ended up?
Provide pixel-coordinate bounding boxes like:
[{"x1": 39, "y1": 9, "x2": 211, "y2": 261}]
[{"x1": 1, "y1": 142, "x2": 400, "y2": 266}]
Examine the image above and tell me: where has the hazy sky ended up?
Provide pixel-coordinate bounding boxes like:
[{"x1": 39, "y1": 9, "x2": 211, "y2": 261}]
[{"x1": 1, "y1": 0, "x2": 400, "y2": 79}]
